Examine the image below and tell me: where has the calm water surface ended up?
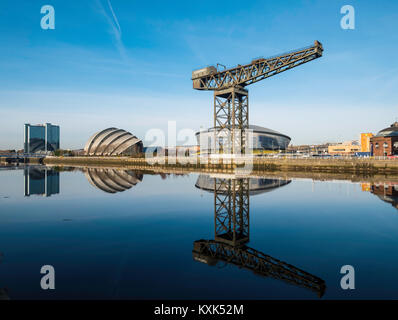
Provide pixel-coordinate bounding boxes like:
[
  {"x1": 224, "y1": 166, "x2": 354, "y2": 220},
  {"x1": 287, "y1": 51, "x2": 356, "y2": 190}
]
[{"x1": 1, "y1": 165, "x2": 398, "y2": 299}]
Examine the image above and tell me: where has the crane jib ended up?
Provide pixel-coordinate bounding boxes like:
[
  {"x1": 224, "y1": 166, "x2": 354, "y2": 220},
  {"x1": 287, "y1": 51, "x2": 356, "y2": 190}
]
[{"x1": 192, "y1": 40, "x2": 323, "y2": 91}]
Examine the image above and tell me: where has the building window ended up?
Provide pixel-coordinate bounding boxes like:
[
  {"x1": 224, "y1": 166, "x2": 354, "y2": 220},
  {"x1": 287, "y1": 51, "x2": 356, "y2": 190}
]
[
  {"x1": 383, "y1": 142, "x2": 388, "y2": 148},
  {"x1": 375, "y1": 143, "x2": 379, "y2": 148}
]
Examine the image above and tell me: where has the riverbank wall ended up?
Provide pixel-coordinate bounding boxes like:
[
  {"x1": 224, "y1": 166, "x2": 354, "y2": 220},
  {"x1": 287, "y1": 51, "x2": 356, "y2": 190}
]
[{"x1": 43, "y1": 156, "x2": 398, "y2": 175}]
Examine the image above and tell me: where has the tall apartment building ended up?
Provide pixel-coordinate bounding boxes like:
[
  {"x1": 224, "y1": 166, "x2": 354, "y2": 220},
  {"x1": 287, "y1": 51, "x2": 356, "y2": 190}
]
[{"x1": 24, "y1": 123, "x2": 60, "y2": 153}]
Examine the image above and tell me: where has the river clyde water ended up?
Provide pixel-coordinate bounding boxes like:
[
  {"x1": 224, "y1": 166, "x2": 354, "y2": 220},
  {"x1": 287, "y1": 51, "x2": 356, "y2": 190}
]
[{"x1": 1, "y1": 165, "x2": 398, "y2": 299}]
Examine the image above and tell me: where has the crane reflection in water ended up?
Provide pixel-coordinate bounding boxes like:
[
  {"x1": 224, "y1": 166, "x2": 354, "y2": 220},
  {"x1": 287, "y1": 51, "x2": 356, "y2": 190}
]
[{"x1": 194, "y1": 174, "x2": 326, "y2": 298}]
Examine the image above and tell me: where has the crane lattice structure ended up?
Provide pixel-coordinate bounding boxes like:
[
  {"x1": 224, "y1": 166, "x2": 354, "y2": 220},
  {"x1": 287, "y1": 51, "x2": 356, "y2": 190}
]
[
  {"x1": 192, "y1": 41, "x2": 323, "y2": 155},
  {"x1": 193, "y1": 239, "x2": 325, "y2": 297},
  {"x1": 193, "y1": 176, "x2": 326, "y2": 297},
  {"x1": 213, "y1": 178, "x2": 250, "y2": 246}
]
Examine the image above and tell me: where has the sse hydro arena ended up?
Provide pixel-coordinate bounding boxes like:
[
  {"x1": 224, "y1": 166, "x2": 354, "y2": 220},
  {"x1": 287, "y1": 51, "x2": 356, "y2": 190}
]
[{"x1": 195, "y1": 125, "x2": 291, "y2": 154}]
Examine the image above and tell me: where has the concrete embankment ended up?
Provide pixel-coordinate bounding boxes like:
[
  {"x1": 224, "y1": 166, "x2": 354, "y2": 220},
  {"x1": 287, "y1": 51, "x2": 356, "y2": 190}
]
[
  {"x1": 251, "y1": 157, "x2": 398, "y2": 174},
  {"x1": 43, "y1": 156, "x2": 398, "y2": 175},
  {"x1": 0, "y1": 156, "x2": 43, "y2": 164}
]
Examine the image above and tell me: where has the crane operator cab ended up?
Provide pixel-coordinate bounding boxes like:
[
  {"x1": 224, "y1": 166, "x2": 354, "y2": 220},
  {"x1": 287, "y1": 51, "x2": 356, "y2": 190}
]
[{"x1": 192, "y1": 66, "x2": 217, "y2": 89}]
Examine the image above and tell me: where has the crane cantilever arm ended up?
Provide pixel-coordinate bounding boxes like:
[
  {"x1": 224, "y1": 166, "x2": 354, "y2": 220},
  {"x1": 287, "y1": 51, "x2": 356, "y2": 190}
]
[
  {"x1": 192, "y1": 240, "x2": 326, "y2": 297},
  {"x1": 192, "y1": 40, "x2": 323, "y2": 91}
]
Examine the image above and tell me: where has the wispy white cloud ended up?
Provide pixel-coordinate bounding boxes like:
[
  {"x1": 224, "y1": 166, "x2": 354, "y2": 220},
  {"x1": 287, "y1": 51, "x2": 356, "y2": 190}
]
[
  {"x1": 92, "y1": 1, "x2": 185, "y2": 79},
  {"x1": 95, "y1": 0, "x2": 129, "y2": 63},
  {"x1": 107, "y1": 0, "x2": 122, "y2": 35}
]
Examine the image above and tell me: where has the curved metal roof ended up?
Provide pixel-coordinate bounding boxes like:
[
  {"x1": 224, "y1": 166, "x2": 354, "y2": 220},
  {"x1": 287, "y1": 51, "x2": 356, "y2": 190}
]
[
  {"x1": 195, "y1": 124, "x2": 291, "y2": 140},
  {"x1": 84, "y1": 128, "x2": 142, "y2": 156},
  {"x1": 85, "y1": 128, "x2": 117, "y2": 154},
  {"x1": 376, "y1": 122, "x2": 398, "y2": 137}
]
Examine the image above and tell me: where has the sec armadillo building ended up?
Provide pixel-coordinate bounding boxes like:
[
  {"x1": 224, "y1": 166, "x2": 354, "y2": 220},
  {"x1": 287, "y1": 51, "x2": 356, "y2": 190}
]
[
  {"x1": 195, "y1": 125, "x2": 291, "y2": 154},
  {"x1": 84, "y1": 128, "x2": 143, "y2": 156}
]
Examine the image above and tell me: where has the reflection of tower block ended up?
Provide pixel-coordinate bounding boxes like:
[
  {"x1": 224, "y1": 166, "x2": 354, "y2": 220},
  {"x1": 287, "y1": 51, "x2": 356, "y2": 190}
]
[{"x1": 214, "y1": 178, "x2": 249, "y2": 246}]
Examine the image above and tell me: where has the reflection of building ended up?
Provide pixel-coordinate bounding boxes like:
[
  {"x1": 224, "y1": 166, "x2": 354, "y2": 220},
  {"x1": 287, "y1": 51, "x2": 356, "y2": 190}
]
[
  {"x1": 361, "y1": 183, "x2": 371, "y2": 192},
  {"x1": 0, "y1": 289, "x2": 9, "y2": 300},
  {"x1": 370, "y1": 122, "x2": 398, "y2": 156},
  {"x1": 360, "y1": 133, "x2": 373, "y2": 152},
  {"x1": 328, "y1": 141, "x2": 360, "y2": 155},
  {"x1": 195, "y1": 174, "x2": 291, "y2": 196},
  {"x1": 24, "y1": 123, "x2": 60, "y2": 153},
  {"x1": 84, "y1": 128, "x2": 143, "y2": 156},
  {"x1": 0, "y1": 252, "x2": 8, "y2": 299},
  {"x1": 369, "y1": 183, "x2": 398, "y2": 210},
  {"x1": 193, "y1": 174, "x2": 326, "y2": 297},
  {"x1": 24, "y1": 167, "x2": 60, "y2": 197},
  {"x1": 196, "y1": 125, "x2": 291, "y2": 154},
  {"x1": 84, "y1": 168, "x2": 143, "y2": 193},
  {"x1": 24, "y1": 167, "x2": 59, "y2": 197}
]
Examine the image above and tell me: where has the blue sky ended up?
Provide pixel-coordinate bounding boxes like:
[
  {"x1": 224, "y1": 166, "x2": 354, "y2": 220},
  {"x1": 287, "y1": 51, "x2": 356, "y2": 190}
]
[{"x1": 0, "y1": 0, "x2": 397, "y2": 149}]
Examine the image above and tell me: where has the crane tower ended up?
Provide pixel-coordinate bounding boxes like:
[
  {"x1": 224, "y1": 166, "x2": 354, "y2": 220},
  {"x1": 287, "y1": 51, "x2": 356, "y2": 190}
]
[{"x1": 192, "y1": 40, "x2": 323, "y2": 155}]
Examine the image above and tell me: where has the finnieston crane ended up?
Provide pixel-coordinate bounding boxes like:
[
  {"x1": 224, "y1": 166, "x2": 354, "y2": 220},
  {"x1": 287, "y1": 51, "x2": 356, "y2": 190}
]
[{"x1": 192, "y1": 40, "x2": 323, "y2": 155}]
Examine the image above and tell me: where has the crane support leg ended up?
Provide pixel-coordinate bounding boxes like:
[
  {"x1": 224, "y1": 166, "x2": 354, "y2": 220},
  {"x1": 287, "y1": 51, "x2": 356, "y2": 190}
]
[
  {"x1": 214, "y1": 178, "x2": 250, "y2": 246},
  {"x1": 213, "y1": 87, "x2": 248, "y2": 155}
]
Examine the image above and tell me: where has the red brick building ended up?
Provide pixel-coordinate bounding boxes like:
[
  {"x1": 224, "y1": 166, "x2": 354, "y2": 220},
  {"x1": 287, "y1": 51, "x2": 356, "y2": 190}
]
[{"x1": 370, "y1": 122, "x2": 398, "y2": 156}]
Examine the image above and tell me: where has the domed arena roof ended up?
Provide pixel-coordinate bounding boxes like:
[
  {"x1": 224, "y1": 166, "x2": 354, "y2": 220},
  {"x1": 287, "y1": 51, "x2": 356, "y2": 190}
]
[
  {"x1": 248, "y1": 125, "x2": 291, "y2": 140},
  {"x1": 376, "y1": 122, "x2": 398, "y2": 137},
  {"x1": 84, "y1": 168, "x2": 143, "y2": 193},
  {"x1": 196, "y1": 124, "x2": 290, "y2": 140},
  {"x1": 84, "y1": 128, "x2": 142, "y2": 156}
]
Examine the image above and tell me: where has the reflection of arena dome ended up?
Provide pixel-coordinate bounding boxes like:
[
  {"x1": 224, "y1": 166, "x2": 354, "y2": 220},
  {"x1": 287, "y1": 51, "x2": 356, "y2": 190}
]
[
  {"x1": 195, "y1": 174, "x2": 291, "y2": 196},
  {"x1": 84, "y1": 128, "x2": 143, "y2": 156},
  {"x1": 375, "y1": 122, "x2": 398, "y2": 137},
  {"x1": 195, "y1": 125, "x2": 291, "y2": 152},
  {"x1": 84, "y1": 168, "x2": 143, "y2": 193}
]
